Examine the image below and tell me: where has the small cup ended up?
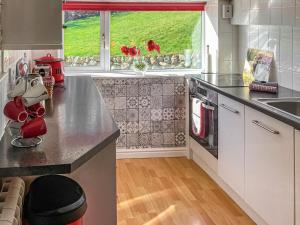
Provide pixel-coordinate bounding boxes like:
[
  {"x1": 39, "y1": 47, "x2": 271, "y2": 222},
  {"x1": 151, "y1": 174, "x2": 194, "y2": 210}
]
[
  {"x1": 3, "y1": 97, "x2": 28, "y2": 122},
  {"x1": 20, "y1": 117, "x2": 47, "y2": 139},
  {"x1": 22, "y1": 79, "x2": 49, "y2": 107},
  {"x1": 27, "y1": 103, "x2": 46, "y2": 118}
]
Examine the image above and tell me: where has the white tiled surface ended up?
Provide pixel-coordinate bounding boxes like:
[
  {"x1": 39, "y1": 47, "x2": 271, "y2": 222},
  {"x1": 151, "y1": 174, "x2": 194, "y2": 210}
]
[{"x1": 237, "y1": 24, "x2": 300, "y2": 90}]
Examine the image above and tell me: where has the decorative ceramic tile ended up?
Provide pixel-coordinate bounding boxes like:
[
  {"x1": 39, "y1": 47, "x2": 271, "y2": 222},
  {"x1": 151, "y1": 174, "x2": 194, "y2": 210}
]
[
  {"x1": 139, "y1": 108, "x2": 151, "y2": 121},
  {"x1": 163, "y1": 133, "x2": 175, "y2": 146},
  {"x1": 151, "y1": 109, "x2": 163, "y2": 121},
  {"x1": 127, "y1": 109, "x2": 139, "y2": 122},
  {"x1": 103, "y1": 98, "x2": 115, "y2": 110},
  {"x1": 175, "y1": 96, "x2": 185, "y2": 108},
  {"x1": 175, "y1": 83, "x2": 185, "y2": 95},
  {"x1": 175, "y1": 120, "x2": 186, "y2": 132},
  {"x1": 162, "y1": 121, "x2": 175, "y2": 133},
  {"x1": 151, "y1": 96, "x2": 162, "y2": 109},
  {"x1": 115, "y1": 79, "x2": 127, "y2": 85},
  {"x1": 151, "y1": 121, "x2": 163, "y2": 133},
  {"x1": 114, "y1": 109, "x2": 127, "y2": 122},
  {"x1": 127, "y1": 122, "x2": 139, "y2": 133},
  {"x1": 115, "y1": 85, "x2": 127, "y2": 97},
  {"x1": 175, "y1": 77, "x2": 185, "y2": 84},
  {"x1": 162, "y1": 95, "x2": 175, "y2": 108},
  {"x1": 175, "y1": 132, "x2": 186, "y2": 146},
  {"x1": 139, "y1": 121, "x2": 151, "y2": 133},
  {"x1": 101, "y1": 79, "x2": 114, "y2": 86},
  {"x1": 94, "y1": 77, "x2": 186, "y2": 149},
  {"x1": 151, "y1": 133, "x2": 163, "y2": 147},
  {"x1": 138, "y1": 134, "x2": 151, "y2": 148},
  {"x1": 127, "y1": 134, "x2": 139, "y2": 148},
  {"x1": 163, "y1": 108, "x2": 174, "y2": 120},
  {"x1": 163, "y1": 84, "x2": 175, "y2": 95},
  {"x1": 115, "y1": 97, "x2": 126, "y2": 109},
  {"x1": 150, "y1": 78, "x2": 162, "y2": 84},
  {"x1": 151, "y1": 84, "x2": 163, "y2": 96},
  {"x1": 175, "y1": 108, "x2": 186, "y2": 120},
  {"x1": 139, "y1": 79, "x2": 152, "y2": 85},
  {"x1": 126, "y1": 79, "x2": 139, "y2": 85},
  {"x1": 127, "y1": 85, "x2": 139, "y2": 97},
  {"x1": 163, "y1": 77, "x2": 175, "y2": 84},
  {"x1": 139, "y1": 85, "x2": 151, "y2": 96},
  {"x1": 139, "y1": 96, "x2": 151, "y2": 108},
  {"x1": 101, "y1": 85, "x2": 115, "y2": 97},
  {"x1": 117, "y1": 134, "x2": 127, "y2": 148},
  {"x1": 127, "y1": 97, "x2": 139, "y2": 109},
  {"x1": 116, "y1": 121, "x2": 127, "y2": 134}
]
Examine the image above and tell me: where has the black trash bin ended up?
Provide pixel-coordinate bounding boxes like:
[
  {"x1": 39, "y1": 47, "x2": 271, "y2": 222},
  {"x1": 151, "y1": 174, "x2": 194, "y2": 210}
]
[{"x1": 24, "y1": 175, "x2": 87, "y2": 225}]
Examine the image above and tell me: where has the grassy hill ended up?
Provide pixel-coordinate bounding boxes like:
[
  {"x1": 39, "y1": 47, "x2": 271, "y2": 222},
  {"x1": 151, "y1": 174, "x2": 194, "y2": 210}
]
[{"x1": 64, "y1": 12, "x2": 201, "y2": 57}]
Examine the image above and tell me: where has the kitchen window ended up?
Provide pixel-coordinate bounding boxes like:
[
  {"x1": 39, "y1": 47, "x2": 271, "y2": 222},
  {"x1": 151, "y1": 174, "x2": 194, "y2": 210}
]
[{"x1": 62, "y1": 2, "x2": 205, "y2": 72}]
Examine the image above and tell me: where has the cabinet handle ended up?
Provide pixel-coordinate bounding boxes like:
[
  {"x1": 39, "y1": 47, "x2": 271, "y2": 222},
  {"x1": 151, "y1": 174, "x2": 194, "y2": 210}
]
[
  {"x1": 252, "y1": 120, "x2": 280, "y2": 135},
  {"x1": 220, "y1": 104, "x2": 239, "y2": 114}
]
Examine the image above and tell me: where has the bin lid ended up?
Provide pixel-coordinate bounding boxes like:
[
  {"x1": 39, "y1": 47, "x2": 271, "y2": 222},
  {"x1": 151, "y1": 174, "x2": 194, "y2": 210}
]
[{"x1": 25, "y1": 175, "x2": 87, "y2": 225}]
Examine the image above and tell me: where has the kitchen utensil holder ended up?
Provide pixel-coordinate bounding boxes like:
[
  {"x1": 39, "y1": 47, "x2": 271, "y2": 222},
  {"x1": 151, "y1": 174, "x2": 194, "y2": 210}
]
[{"x1": 0, "y1": 178, "x2": 25, "y2": 225}]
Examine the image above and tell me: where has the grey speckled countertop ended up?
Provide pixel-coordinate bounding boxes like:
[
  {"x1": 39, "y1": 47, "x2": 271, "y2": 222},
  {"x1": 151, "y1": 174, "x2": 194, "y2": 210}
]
[
  {"x1": 191, "y1": 75, "x2": 300, "y2": 130},
  {"x1": 0, "y1": 76, "x2": 120, "y2": 177}
]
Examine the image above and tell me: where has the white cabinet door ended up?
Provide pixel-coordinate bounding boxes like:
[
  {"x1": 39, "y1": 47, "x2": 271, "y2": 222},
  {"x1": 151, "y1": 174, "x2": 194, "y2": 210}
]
[
  {"x1": 296, "y1": 129, "x2": 300, "y2": 225},
  {"x1": 218, "y1": 95, "x2": 245, "y2": 197},
  {"x1": 1, "y1": 0, "x2": 62, "y2": 50},
  {"x1": 245, "y1": 106, "x2": 294, "y2": 225}
]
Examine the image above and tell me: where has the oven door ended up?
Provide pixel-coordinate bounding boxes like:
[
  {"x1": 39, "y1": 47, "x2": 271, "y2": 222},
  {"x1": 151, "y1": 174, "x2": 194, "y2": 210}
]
[{"x1": 189, "y1": 94, "x2": 218, "y2": 158}]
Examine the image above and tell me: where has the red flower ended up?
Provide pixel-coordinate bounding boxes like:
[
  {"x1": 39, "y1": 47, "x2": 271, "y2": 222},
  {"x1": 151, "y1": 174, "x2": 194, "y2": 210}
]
[
  {"x1": 121, "y1": 46, "x2": 129, "y2": 56},
  {"x1": 147, "y1": 40, "x2": 160, "y2": 53},
  {"x1": 147, "y1": 40, "x2": 156, "y2": 51},
  {"x1": 129, "y1": 47, "x2": 138, "y2": 57}
]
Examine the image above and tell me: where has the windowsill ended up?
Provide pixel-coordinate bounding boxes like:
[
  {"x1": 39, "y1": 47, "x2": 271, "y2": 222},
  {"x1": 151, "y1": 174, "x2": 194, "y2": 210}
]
[{"x1": 65, "y1": 68, "x2": 203, "y2": 78}]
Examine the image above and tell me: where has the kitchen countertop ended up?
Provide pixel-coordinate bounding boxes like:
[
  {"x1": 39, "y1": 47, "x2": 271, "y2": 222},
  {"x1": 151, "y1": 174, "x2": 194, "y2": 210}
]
[
  {"x1": 0, "y1": 76, "x2": 120, "y2": 177},
  {"x1": 191, "y1": 75, "x2": 300, "y2": 130}
]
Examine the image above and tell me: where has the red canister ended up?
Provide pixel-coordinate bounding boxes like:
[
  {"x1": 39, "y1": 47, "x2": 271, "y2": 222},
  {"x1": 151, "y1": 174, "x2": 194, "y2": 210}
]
[{"x1": 34, "y1": 54, "x2": 64, "y2": 83}]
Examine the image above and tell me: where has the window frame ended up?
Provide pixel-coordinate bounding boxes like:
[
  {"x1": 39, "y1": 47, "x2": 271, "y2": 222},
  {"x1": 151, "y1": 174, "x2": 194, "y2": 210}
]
[{"x1": 63, "y1": 10, "x2": 205, "y2": 73}]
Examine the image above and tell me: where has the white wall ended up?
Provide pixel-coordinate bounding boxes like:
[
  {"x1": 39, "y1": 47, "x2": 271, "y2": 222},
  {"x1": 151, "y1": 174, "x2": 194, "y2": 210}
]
[
  {"x1": 204, "y1": 0, "x2": 239, "y2": 74},
  {"x1": 230, "y1": 0, "x2": 300, "y2": 91}
]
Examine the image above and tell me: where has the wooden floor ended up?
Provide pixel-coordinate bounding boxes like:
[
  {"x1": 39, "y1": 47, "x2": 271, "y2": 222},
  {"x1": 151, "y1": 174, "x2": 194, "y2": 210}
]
[{"x1": 117, "y1": 157, "x2": 256, "y2": 225}]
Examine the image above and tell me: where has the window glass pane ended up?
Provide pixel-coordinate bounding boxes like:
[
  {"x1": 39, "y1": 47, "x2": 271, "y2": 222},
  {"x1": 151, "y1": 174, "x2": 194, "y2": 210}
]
[
  {"x1": 110, "y1": 12, "x2": 202, "y2": 71},
  {"x1": 64, "y1": 11, "x2": 100, "y2": 67}
]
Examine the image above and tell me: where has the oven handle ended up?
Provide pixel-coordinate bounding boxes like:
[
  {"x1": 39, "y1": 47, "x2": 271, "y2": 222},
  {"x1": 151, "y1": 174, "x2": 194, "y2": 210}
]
[
  {"x1": 189, "y1": 94, "x2": 208, "y2": 102},
  {"x1": 220, "y1": 104, "x2": 239, "y2": 114}
]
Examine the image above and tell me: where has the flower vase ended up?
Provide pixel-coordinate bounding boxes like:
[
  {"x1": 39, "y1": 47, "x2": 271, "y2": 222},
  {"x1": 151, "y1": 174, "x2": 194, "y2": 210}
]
[{"x1": 133, "y1": 58, "x2": 147, "y2": 76}]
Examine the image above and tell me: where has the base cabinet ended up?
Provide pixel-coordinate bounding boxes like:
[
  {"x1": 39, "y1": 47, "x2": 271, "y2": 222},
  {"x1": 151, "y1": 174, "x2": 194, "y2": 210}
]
[
  {"x1": 296, "y1": 130, "x2": 300, "y2": 225},
  {"x1": 245, "y1": 106, "x2": 294, "y2": 225},
  {"x1": 218, "y1": 95, "x2": 245, "y2": 197}
]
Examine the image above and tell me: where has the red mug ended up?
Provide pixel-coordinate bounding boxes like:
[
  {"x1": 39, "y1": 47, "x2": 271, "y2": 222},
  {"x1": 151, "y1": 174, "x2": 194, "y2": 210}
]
[
  {"x1": 3, "y1": 97, "x2": 28, "y2": 122},
  {"x1": 20, "y1": 118, "x2": 47, "y2": 139},
  {"x1": 27, "y1": 103, "x2": 46, "y2": 118}
]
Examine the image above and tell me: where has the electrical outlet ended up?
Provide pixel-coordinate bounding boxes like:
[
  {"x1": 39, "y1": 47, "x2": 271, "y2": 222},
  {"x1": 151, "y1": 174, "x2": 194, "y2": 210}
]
[{"x1": 222, "y1": 4, "x2": 233, "y2": 19}]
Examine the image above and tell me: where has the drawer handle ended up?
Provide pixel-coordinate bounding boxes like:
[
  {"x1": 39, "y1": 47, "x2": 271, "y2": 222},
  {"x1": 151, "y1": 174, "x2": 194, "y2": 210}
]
[
  {"x1": 220, "y1": 104, "x2": 239, "y2": 114},
  {"x1": 252, "y1": 120, "x2": 280, "y2": 135}
]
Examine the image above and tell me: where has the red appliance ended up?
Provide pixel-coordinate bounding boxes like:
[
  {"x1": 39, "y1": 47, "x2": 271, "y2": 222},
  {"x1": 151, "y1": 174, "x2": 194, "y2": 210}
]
[{"x1": 34, "y1": 53, "x2": 64, "y2": 83}]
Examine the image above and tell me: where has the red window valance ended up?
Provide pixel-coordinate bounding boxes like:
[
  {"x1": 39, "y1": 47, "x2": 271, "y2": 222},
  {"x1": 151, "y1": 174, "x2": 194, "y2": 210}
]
[{"x1": 63, "y1": 1, "x2": 206, "y2": 11}]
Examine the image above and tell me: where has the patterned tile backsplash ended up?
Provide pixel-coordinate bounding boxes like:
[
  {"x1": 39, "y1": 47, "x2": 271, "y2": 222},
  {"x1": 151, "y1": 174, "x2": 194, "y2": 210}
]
[{"x1": 94, "y1": 77, "x2": 186, "y2": 149}]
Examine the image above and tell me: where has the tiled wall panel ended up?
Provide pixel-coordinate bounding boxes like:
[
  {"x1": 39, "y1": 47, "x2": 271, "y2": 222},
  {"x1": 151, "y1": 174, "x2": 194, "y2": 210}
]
[
  {"x1": 94, "y1": 77, "x2": 186, "y2": 150},
  {"x1": 237, "y1": 25, "x2": 300, "y2": 91}
]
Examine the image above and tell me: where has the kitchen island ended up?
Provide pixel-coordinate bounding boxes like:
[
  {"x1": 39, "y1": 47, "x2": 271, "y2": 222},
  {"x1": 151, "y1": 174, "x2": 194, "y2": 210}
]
[{"x1": 0, "y1": 76, "x2": 120, "y2": 225}]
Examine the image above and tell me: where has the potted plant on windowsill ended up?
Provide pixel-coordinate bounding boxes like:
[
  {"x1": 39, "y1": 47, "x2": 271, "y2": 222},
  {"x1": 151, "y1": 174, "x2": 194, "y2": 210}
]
[{"x1": 121, "y1": 40, "x2": 160, "y2": 76}]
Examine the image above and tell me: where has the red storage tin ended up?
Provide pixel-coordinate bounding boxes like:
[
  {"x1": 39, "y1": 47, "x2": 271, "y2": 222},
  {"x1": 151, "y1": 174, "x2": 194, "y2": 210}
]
[{"x1": 34, "y1": 53, "x2": 64, "y2": 83}]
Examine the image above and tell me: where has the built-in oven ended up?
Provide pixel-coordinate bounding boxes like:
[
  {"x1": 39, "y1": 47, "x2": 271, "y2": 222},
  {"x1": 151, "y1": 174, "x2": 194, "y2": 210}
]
[{"x1": 189, "y1": 78, "x2": 218, "y2": 159}]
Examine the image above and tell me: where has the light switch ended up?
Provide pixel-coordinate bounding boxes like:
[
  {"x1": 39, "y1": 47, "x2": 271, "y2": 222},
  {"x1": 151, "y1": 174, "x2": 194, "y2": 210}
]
[{"x1": 222, "y1": 4, "x2": 233, "y2": 19}]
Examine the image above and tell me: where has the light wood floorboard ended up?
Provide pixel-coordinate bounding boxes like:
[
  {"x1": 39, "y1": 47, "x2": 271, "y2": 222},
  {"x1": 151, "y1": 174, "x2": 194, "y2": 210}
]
[{"x1": 117, "y1": 157, "x2": 255, "y2": 225}]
